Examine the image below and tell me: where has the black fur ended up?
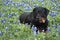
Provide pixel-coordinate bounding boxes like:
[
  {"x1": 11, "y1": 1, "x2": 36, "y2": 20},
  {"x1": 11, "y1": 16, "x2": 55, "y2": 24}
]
[{"x1": 19, "y1": 7, "x2": 49, "y2": 32}]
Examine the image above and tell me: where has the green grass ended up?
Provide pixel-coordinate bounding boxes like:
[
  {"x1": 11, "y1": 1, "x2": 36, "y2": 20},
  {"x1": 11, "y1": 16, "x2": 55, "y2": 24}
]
[{"x1": 0, "y1": 0, "x2": 60, "y2": 40}]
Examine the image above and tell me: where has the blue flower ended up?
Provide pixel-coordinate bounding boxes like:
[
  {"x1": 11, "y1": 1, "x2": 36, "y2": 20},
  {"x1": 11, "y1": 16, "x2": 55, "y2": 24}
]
[
  {"x1": 49, "y1": 11, "x2": 58, "y2": 17},
  {"x1": 23, "y1": 4, "x2": 27, "y2": 7},
  {"x1": 5, "y1": 27, "x2": 8, "y2": 31},
  {"x1": 8, "y1": 14, "x2": 13, "y2": 18},
  {"x1": 57, "y1": 25, "x2": 60, "y2": 28},
  {"x1": 31, "y1": 0, "x2": 35, "y2": 2},
  {"x1": 0, "y1": 12, "x2": 4, "y2": 17},
  {"x1": 0, "y1": 31, "x2": 3, "y2": 36},
  {"x1": 9, "y1": 0, "x2": 12, "y2": 2},
  {"x1": 38, "y1": 0, "x2": 44, "y2": 2},
  {"x1": 2, "y1": 0, "x2": 5, "y2": 2},
  {"x1": 32, "y1": 25, "x2": 37, "y2": 36},
  {"x1": 15, "y1": 2, "x2": 21, "y2": 7},
  {"x1": 34, "y1": 4, "x2": 38, "y2": 8},
  {"x1": 5, "y1": 0, "x2": 9, "y2": 6},
  {"x1": 33, "y1": 31, "x2": 37, "y2": 36},
  {"x1": 52, "y1": 7, "x2": 59, "y2": 11},
  {"x1": 51, "y1": 0, "x2": 57, "y2": 2},
  {"x1": 1, "y1": 19, "x2": 6, "y2": 24},
  {"x1": 52, "y1": 24, "x2": 57, "y2": 28},
  {"x1": 14, "y1": 12, "x2": 18, "y2": 16},
  {"x1": 11, "y1": 2, "x2": 15, "y2": 6},
  {"x1": 47, "y1": 27, "x2": 51, "y2": 32},
  {"x1": 24, "y1": 6, "x2": 32, "y2": 10},
  {"x1": 32, "y1": 25, "x2": 37, "y2": 31}
]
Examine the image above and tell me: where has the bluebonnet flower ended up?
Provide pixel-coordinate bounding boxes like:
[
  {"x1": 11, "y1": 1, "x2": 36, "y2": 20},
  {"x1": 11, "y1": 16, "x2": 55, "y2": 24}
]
[
  {"x1": 5, "y1": 0, "x2": 9, "y2": 6},
  {"x1": 33, "y1": 30, "x2": 37, "y2": 36},
  {"x1": 32, "y1": 25, "x2": 37, "y2": 31},
  {"x1": 2, "y1": 0, "x2": 5, "y2": 2},
  {"x1": 24, "y1": 6, "x2": 32, "y2": 10},
  {"x1": 9, "y1": 0, "x2": 12, "y2": 2},
  {"x1": 38, "y1": 0, "x2": 44, "y2": 2},
  {"x1": 2, "y1": 7, "x2": 7, "y2": 12},
  {"x1": 23, "y1": 4, "x2": 27, "y2": 7},
  {"x1": 34, "y1": 4, "x2": 39, "y2": 8},
  {"x1": 55, "y1": 7, "x2": 59, "y2": 11},
  {"x1": 1, "y1": 19, "x2": 6, "y2": 24},
  {"x1": 31, "y1": 0, "x2": 35, "y2": 2},
  {"x1": 0, "y1": 31, "x2": 3, "y2": 36},
  {"x1": 19, "y1": 2, "x2": 24, "y2": 6},
  {"x1": 49, "y1": 11, "x2": 58, "y2": 17},
  {"x1": 0, "y1": 12, "x2": 4, "y2": 17},
  {"x1": 13, "y1": 12, "x2": 18, "y2": 16},
  {"x1": 51, "y1": 0, "x2": 55, "y2": 2},
  {"x1": 32, "y1": 25, "x2": 37, "y2": 36},
  {"x1": 8, "y1": 14, "x2": 13, "y2": 18},
  {"x1": 56, "y1": 24, "x2": 60, "y2": 32},
  {"x1": 15, "y1": 2, "x2": 21, "y2": 7},
  {"x1": 52, "y1": 24, "x2": 57, "y2": 28},
  {"x1": 17, "y1": 2, "x2": 23, "y2": 7},
  {"x1": 47, "y1": 27, "x2": 51, "y2": 32},
  {"x1": 52, "y1": 6, "x2": 59, "y2": 11},
  {"x1": 0, "y1": 20, "x2": 1, "y2": 22},
  {"x1": 5, "y1": 27, "x2": 8, "y2": 31},
  {"x1": 42, "y1": 2, "x2": 44, "y2": 7},
  {"x1": 38, "y1": 0, "x2": 41, "y2": 2},
  {"x1": 10, "y1": 0, "x2": 12, "y2": 3},
  {"x1": 15, "y1": 2, "x2": 19, "y2": 7},
  {"x1": 51, "y1": 0, "x2": 57, "y2": 2},
  {"x1": 11, "y1": 2, "x2": 15, "y2": 6},
  {"x1": 57, "y1": 25, "x2": 60, "y2": 28}
]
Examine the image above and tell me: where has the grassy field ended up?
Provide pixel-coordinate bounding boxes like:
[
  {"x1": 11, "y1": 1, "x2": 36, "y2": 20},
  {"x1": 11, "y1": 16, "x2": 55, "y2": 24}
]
[{"x1": 0, "y1": 0, "x2": 60, "y2": 40}]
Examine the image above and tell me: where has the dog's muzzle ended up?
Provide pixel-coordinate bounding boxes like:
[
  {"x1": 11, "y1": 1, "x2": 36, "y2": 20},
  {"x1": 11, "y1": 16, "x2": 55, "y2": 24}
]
[{"x1": 39, "y1": 17, "x2": 46, "y2": 23}]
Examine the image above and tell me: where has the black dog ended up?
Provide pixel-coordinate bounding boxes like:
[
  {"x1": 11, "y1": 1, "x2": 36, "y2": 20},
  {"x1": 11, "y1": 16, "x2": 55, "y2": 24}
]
[{"x1": 19, "y1": 7, "x2": 49, "y2": 33}]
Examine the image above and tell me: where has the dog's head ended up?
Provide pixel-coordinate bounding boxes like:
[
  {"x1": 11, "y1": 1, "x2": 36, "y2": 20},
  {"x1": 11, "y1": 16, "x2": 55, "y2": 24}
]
[{"x1": 33, "y1": 7, "x2": 49, "y2": 23}]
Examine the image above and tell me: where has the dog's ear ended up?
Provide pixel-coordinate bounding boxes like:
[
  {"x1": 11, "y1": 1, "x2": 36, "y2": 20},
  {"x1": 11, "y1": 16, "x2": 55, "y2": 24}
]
[
  {"x1": 33, "y1": 7, "x2": 40, "y2": 12},
  {"x1": 44, "y1": 8, "x2": 49, "y2": 16},
  {"x1": 32, "y1": 7, "x2": 38, "y2": 17},
  {"x1": 33, "y1": 7, "x2": 37, "y2": 12}
]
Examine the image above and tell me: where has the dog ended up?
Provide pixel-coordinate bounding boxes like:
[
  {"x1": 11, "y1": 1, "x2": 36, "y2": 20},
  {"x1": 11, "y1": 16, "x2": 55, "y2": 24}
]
[{"x1": 19, "y1": 6, "x2": 49, "y2": 33}]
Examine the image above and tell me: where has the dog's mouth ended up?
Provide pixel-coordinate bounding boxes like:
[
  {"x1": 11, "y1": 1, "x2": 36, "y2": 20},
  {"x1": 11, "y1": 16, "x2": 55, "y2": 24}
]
[{"x1": 39, "y1": 17, "x2": 46, "y2": 23}]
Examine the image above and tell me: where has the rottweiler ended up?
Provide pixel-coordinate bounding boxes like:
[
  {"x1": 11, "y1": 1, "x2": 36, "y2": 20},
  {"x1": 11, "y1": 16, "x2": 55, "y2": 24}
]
[{"x1": 19, "y1": 6, "x2": 49, "y2": 33}]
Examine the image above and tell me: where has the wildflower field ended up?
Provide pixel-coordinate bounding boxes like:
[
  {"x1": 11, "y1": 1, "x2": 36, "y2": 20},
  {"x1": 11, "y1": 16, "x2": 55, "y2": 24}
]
[{"x1": 0, "y1": 0, "x2": 60, "y2": 40}]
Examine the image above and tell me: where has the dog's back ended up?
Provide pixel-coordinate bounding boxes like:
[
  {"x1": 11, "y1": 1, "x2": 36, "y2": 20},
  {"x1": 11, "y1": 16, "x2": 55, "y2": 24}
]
[{"x1": 19, "y1": 12, "x2": 31, "y2": 24}]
